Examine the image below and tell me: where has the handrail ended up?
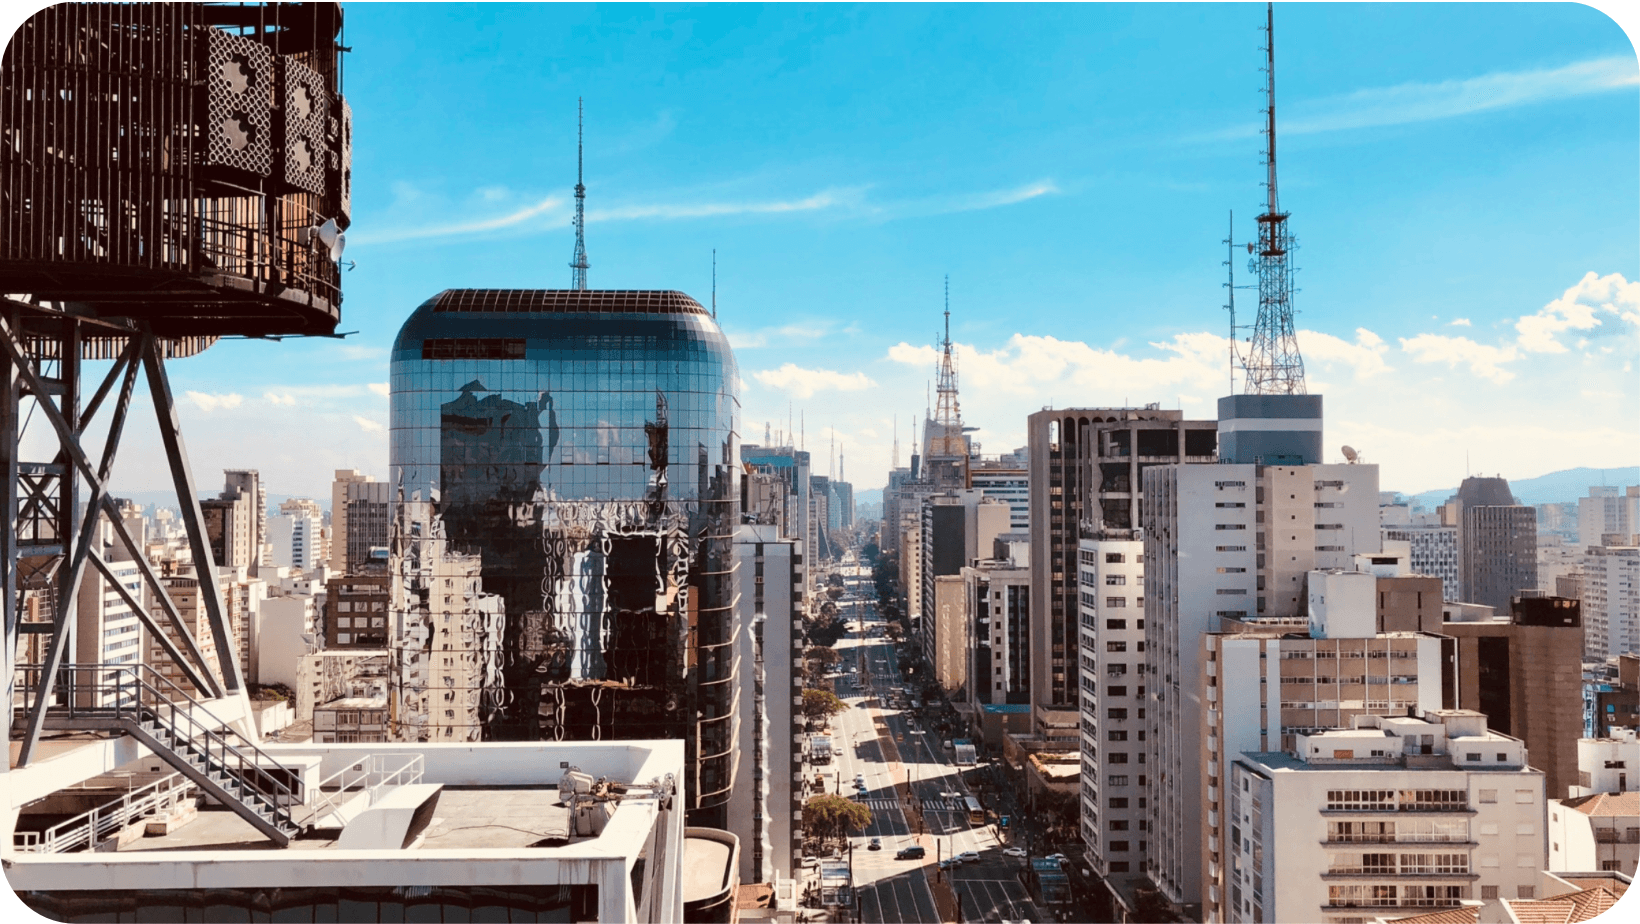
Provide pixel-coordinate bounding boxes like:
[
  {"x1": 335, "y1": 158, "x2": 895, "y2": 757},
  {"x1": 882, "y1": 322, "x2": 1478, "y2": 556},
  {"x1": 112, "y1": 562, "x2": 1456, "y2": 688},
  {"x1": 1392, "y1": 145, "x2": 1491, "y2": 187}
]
[
  {"x1": 13, "y1": 772, "x2": 195, "y2": 854},
  {"x1": 306, "y1": 753, "x2": 424, "y2": 824},
  {"x1": 14, "y1": 663, "x2": 304, "y2": 830}
]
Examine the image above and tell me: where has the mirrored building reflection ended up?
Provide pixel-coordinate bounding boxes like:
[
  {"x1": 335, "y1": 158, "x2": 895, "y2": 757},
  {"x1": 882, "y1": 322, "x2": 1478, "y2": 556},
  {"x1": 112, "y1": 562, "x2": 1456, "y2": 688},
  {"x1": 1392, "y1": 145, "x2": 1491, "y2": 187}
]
[{"x1": 390, "y1": 289, "x2": 741, "y2": 825}]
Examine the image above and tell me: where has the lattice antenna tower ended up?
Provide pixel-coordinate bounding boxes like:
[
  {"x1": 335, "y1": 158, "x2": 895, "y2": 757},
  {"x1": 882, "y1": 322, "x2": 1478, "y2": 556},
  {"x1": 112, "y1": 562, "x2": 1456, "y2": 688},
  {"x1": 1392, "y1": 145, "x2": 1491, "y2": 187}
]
[
  {"x1": 933, "y1": 275, "x2": 962, "y2": 448},
  {"x1": 1222, "y1": 210, "x2": 1255, "y2": 394},
  {"x1": 1242, "y1": 2, "x2": 1306, "y2": 395},
  {"x1": 570, "y1": 98, "x2": 591, "y2": 290}
]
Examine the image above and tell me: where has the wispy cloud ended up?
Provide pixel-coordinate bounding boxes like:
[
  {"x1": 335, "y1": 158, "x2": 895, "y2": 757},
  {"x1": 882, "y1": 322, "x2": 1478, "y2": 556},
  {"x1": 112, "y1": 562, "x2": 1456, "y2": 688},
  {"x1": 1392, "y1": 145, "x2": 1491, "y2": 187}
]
[
  {"x1": 264, "y1": 392, "x2": 297, "y2": 406},
  {"x1": 940, "y1": 180, "x2": 1060, "y2": 213},
  {"x1": 368, "y1": 383, "x2": 390, "y2": 397},
  {"x1": 187, "y1": 391, "x2": 244, "y2": 412},
  {"x1": 1202, "y1": 56, "x2": 1638, "y2": 140},
  {"x1": 353, "y1": 416, "x2": 386, "y2": 435},
  {"x1": 590, "y1": 188, "x2": 859, "y2": 222},
  {"x1": 752, "y1": 363, "x2": 876, "y2": 399},
  {"x1": 727, "y1": 322, "x2": 836, "y2": 350},
  {"x1": 351, "y1": 196, "x2": 564, "y2": 245}
]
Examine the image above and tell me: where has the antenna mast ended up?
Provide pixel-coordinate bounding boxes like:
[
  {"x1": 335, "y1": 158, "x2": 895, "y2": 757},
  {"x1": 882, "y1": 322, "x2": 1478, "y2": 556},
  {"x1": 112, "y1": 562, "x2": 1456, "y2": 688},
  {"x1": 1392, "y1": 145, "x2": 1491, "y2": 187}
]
[
  {"x1": 931, "y1": 275, "x2": 962, "y2": 456},
  {"x1": 1223, "y1": 209, "x2": 1249, "y2": 394},
  {"x1": 711, "y1": 249, "x2": 717, "y2": 319},
  {"x1": 892, "y1": 417, "x2": 899, "y2": 469},
  {"x1": 570, "y1": 98, "x2": 590, "y2": 290},
  {"x1": 1242, "y1": 2, "x2": 1306, "y2": 395}
]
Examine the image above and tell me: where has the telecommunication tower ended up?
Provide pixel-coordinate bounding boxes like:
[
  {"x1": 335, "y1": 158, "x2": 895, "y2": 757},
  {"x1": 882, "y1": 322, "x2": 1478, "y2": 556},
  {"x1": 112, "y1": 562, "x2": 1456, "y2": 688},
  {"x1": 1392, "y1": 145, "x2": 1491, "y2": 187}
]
[
  {"x1": 1242, "y1": 2, "x2": 1307, "y2": 395},
  {"x1": 570, "y1": 98, "x2": 590, "y2": 290},
  {"x1": 931, "y1": 276, "x2": 962, "y2": 449}
]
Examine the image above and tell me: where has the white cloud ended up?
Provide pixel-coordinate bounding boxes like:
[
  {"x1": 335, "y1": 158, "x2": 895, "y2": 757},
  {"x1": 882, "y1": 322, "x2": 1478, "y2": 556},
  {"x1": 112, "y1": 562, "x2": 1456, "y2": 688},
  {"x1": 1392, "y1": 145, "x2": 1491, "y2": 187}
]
[
  {"x1": 1449, "y1": 318, "x2": 1472, "y2": 327},
  {"x1": 727, "y1": 322, "x2": 834, "y2": 350},
  {"x1": 1398, "y1": 333, "x2": 1518, "y2": 383},
  {"x1": 1514, "y1": 270, "x2": 1640, "y2": 353},
  {"x1": 352, "y1": 195, "x2": 564, "y2": 245},
  {"x1": 1206, "y1": 56, "x2": 1637, "y2": 142},
  {"x1": 263, "y1": 392, "x2": 296, "y2": 406},
  {"x1": 368, "y1": 383, "x2": 390, "y2": 397},
  {"x1": 1299, "y1": 328, "x2": 1391, "y2": 380},
  {"x1": 591, "y1": 188, "x2": 858, "y2": 222},
  {"x1": 187, "y1": 391, "x2": 244, "y2": 412},
  {"x1": 751, "y1": 364, "x2": 876, "y2": 399},
  {"x1": 353, "y1": 416, "x2": 385, "y2": 434}
]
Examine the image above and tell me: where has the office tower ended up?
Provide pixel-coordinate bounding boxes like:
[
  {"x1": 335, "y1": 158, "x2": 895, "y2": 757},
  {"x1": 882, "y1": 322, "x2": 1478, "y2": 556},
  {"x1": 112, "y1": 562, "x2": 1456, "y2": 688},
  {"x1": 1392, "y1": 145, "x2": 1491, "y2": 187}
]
[
  {"x1": 731, "y1": 524, "x2": 805, "y2": 885},
  {"x1": 1076, "y1": 528, "x2": 1148, "y2": 883},
  {"x1": 1581, "y1": 546, "x2": 1640, "y2": 661},
  {"x1": 1198, "y1": 569, "x2": 1452, "y2": 921},
  {"x1": 1445, "y1": 476, "x2": 1538, "y2": 612},
  {"x1": 201, "y1": 470, "x2": 262, "y2": 573},
  {"x1": 1383, "y1": 524, "x2": 1461, "y2": 602},
  {"x1": 1442, "y1": 596, "x2": 1586, "y2": 800},
  {"x1": 963, "y1": 533, "x2": 1031, "y2": 705},
  {"x1": 971, "y1": 451, "x2": 1030, "y2": 531},
  {"x1": 339, "y1": 478, "x2": 391, "y2": 575},
  {"x1": 146, "y1": 569, "x2": 251, "y2": 698},
  {"x1": 919, "y1": 490, "x2": 1011, "y2": 693},
  {"x1": 1229, "y1": 711, "x2": 1547, "y2": 922},
  {"x1": 1142, "y1": 393, "x2": 1376, "y2": 913},
  {"x1": 390, "y1": 288, "x2": 740, "y2": 826},
  {"x1": 1026, "y1": 406, "x2": 1218, "y2": 713},
  {"x1": 1579, "y1": 485, "x2": 1640, "y2": 549},
  {"x1": 329, "y1": 469, "x2": 375, "y2": 572},
  {"x1": 224, "y1": 470, "x2": 268, "y2": 571},
  {"x1": 882, "y1": 466, "x2": 914, "y2": 555}
]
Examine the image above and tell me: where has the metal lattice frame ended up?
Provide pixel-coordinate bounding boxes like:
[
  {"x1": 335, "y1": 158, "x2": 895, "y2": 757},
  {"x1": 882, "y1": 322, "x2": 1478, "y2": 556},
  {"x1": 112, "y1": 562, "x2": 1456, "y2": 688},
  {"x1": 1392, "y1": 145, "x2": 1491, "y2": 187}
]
[{"x1": 3, "y1": 300, "x2": 243, "y2": 766}]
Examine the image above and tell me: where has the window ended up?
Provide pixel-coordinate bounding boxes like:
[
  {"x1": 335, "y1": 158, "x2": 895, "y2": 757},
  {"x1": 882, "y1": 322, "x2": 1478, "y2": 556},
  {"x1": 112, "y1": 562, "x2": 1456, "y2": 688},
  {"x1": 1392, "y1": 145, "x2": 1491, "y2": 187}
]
[
  {"x1": 1479, "y1": 789, "x2": 1498, "y2": 804},
  {"x1": 1105, "y1": 552, "x2": 1125, "y2": 564},
  {"x1": 1215, "y1": 524, "x2": 1247, "y2": 530},
  {"x1": 1107, "y1": 619, "x2": 1127, "y2": 630},
  {"x1": 1110, "y1": 753, "x2": 1129, "y2": 764},
  {"x1": 1110, "y1": 862, "x2": 1130, "y2": 873},
  {"x1": 1109, "y1": 775, "x2": 1129, "y2": 787},
  {"x1": 1107, "y1": 641, "x2": 1128, "y2": 652},
  {"x1": 1466, "y1": 752, "x2": 1481, "y2": 762},
  {"x1": 1110, "y1": 820, "x2": 1129, "y2": 831},
  {"x1": 1106, "y1": 574, "x2": 1127, "y2": 585},
  {"x1": 1481, "y1": 886, "x2": 1498, "y2": 901},
  {"x1": 1107, "y1": 686, "x2": 1127, "y2": 697},
  {"x1": 1106, "y1": 597, "x2": 1127, "y2": 608},
  {"x1": 1110, "y1": 797, "x2": 1129, "y2": 808},
  {"x1": 1216, "y1": 545, "x2": 1247, "y2": 552},
  {"x1": 1109, "y1": 730, "x2": 1128, "y2": 742},
  {"x1": 1514, "y1": 789, "x2": 1533, "y2": 804},
  {"x1": 1110, "y1": 841, "x2": 1130, "y2": 852},
  {"x1": 1516, "y1": 887, "x2": 1535, "y2": 899}
]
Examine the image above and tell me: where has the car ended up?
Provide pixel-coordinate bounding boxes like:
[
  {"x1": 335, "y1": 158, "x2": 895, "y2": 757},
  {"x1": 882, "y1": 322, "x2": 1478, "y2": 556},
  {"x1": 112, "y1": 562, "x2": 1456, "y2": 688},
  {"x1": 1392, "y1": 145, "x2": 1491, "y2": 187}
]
[
  {"x1": 957, "y1": 851, "x2": 980, "y2": 864},
  {"x1": 868, "y1": 838, "x2": 882, "y2": 851},
  {"x1": 1044, "y1": 853, "x2": 1068, "y2": 867},
  {"x1": 1002, "y1": 847, "x2": 1027, "y2": 858},
  {"x1": 895, "y1": 846, "x2": 926, "y2": 860},
  {"x1": 938, "y1": 858, "x2": 958, "y2": 870},
  {"x1": 799, "y1": 856, "x2": 820, "y2": 868},
  {"x1": 855, "y1": 774, "x2": 866, "y2": 787}
]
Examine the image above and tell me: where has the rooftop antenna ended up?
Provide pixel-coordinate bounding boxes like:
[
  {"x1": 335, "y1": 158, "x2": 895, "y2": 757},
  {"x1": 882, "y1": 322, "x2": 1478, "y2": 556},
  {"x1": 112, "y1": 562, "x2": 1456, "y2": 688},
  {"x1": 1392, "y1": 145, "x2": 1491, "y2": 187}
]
[
  {"x1": 764, "y1": 421, "x2": 771, "y2": 445},
  {"x1": 1242, "y1": 2, "x2": 1306, "y2": 395},
  {"x1": 801, "y1": 410, "x2": 805, "y2": 452},
  {"x1": 711, "y1": 249, "x2": 717, "y2": 319},
  {"x1": 932, "y1": 275, "x2": 962, "y2": 457},
  {"x1": 570, "y1": 97, "x2": 590, "y2": 290},
  {"x1": 1223, "y1": 210, "x2": 1254, "y2": 394},
  {"x1": 893, "y1": 417, "x2": 900, "y2": 470}
]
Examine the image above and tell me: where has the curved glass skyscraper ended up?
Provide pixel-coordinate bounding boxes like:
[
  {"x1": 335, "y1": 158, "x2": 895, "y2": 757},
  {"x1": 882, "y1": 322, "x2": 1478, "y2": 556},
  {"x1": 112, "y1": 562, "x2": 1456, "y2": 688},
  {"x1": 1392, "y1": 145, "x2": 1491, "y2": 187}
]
[{"x1": 390, "y1": 289, "x2": 740, "y2": 823}]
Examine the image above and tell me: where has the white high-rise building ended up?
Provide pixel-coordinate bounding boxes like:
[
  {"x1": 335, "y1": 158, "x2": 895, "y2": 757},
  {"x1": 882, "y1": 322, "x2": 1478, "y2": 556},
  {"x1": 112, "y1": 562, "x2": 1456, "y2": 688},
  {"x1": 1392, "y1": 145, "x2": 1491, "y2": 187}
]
[
  {"x1": 1143, "y1": 459, "x2": 1379, "y2": 911},
  {"x1": 1229, "y1": 711, "x2": 1547, "y2": 923},
  {"x1": 1578, "y1": 485, "x2": 1640, "y2": 549},
  {"x1": 730, "y1": 524, "x2": 804, "y2": 888},
  {"x1": 74, "y1": 557, "x2": 145, "y2": 705},
  {"x1": 268, "y1": 498, "x2": 323, "y2": 572},
  {"x1": 1076, "y1": 530, "x2": 1148, "y2": 883},
  {"x1": 1383, "y1": 525, "x2": 1461, "y2": 602},
  {"x1": 1581, "y1": 546, "x2": 1640, "y2": 661}
]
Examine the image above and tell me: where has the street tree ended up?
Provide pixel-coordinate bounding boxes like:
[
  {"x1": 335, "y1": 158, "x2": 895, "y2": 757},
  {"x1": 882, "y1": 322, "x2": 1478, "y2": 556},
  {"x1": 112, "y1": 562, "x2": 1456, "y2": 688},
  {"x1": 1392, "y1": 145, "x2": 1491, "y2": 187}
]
[
  {"x1": 802, "y1": 689, "x2": 846, "y2": 724},
  {"x1": 802, "y1": 794, "x2": 872, "y2": 848}
]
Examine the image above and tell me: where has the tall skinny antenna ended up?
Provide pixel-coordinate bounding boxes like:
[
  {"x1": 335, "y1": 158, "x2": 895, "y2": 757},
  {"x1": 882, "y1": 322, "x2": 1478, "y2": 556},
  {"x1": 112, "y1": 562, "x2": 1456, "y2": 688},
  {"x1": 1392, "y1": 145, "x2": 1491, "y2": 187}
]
[
  {"x1": 570, "y1": 98, "x2": 590, "y2": 290},
  {"x1": 892, "y1": 417, "x2": 899, "y2": 470},
  {"x1": 711, "y1": 249, "x2": 717, "y2": 319},
  {"x1": 1242, "y1": 2, "x2": 1306, "y2": 395},
  {"x1": 1223, "y1": 209, "x2": 1250, "y2": 394},
  {"x1": 931, "y1": 275, "x2": 962, "y2": 455}
]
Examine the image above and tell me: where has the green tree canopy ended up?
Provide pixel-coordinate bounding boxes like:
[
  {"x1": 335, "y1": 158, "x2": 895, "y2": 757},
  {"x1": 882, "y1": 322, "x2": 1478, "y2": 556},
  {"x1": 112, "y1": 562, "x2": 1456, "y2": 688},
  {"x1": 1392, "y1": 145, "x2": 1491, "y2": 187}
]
[
  {"x1": 803, "y1": 794, "x2": 872, "y2": 846},
  {"x1": 802, "y1": 688, "x2": 846, "y2": 723}
]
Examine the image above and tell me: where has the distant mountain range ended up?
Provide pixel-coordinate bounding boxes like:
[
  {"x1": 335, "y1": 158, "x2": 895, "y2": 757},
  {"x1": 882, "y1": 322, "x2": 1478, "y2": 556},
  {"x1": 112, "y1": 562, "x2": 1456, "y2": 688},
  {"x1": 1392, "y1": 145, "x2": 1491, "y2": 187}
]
[
  {"x1": 854, "y1": 488, "x2": 883, "y2": 506},
  {"x1": 1399, "y1": 466, "x2": 1640, "y2": 511}
]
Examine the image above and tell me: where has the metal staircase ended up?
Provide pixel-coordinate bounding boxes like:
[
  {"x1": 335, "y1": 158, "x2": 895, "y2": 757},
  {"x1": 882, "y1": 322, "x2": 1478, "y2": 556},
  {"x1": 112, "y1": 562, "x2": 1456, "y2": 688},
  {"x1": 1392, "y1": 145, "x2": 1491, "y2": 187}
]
[{"x1": 13, "y1": 663, "x2": 309, "y2": 846}]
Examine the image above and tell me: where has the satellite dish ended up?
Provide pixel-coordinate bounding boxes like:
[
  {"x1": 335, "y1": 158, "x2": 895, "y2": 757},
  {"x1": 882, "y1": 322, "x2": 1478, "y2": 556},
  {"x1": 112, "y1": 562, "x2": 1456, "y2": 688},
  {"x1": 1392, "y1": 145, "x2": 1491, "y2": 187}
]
[
  {"x1": 1341, "y1": 445, "x2": 1358, "y2": 462},
  {"x1": 329, "y1": 232, "x2": 346, "y2": 262}
]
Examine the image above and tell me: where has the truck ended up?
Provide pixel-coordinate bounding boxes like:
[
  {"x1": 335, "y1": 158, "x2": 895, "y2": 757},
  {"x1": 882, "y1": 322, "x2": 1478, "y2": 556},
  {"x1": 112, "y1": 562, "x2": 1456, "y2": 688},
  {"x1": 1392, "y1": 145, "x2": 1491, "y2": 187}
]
[
  {"x1": 810, "y1": 735, "x2": 833, "y2": 765},
  {"x1": 953, "y1": 738, "x2": 977, "y2": 766}
]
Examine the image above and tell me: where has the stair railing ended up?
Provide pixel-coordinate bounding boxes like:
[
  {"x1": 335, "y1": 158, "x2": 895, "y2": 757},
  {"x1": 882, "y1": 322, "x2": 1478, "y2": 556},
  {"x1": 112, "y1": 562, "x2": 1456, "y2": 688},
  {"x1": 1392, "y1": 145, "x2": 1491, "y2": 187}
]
[{"x1": 12, "y1": 771, "x2": 195, "y2": 854}]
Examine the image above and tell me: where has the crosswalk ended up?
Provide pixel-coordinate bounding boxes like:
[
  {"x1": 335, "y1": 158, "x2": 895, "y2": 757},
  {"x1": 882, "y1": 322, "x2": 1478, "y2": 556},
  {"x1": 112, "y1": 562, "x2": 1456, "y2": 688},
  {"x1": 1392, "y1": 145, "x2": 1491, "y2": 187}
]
[{"x1": 861, "y1": 797, "x2": 970, "y2": 813}]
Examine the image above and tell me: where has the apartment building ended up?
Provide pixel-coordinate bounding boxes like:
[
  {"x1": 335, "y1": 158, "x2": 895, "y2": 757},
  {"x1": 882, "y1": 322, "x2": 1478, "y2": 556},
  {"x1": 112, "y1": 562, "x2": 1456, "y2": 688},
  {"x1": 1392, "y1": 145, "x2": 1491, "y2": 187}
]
[
  {"x1": 1581, "y1": 546, "x2": 1640, "y2": 662},
  {"x1": 963, "y1": 533, "x2": 1032, "y2": 706},
  {"x1": 1230, "y1": 711, "x2": 1547, "y2": 924},
  {"x1": 1076, "y1": 530, "x2": 1149, "y2": 882}
]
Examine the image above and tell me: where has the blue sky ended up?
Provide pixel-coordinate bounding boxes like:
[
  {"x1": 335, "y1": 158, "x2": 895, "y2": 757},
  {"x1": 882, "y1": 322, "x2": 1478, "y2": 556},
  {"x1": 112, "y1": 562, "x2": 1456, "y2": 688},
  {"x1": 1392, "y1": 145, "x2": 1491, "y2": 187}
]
[{"x1": 26, "y1": 2, "x2": 1638, "y2": 501}]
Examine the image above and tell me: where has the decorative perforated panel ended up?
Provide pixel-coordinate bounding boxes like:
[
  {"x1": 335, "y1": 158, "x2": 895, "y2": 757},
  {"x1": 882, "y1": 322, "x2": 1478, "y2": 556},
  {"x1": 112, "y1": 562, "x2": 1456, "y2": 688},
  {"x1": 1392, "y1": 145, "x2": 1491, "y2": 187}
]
[
  {"x1": 203, "y1": 27, "x2": 274, "y2": 176},
  {"x1": 335, "y1": 97, "x2": 353, "y2": 222},
  {"x1": 281, "y1": 57, "x2": 329, "y2": 194}
]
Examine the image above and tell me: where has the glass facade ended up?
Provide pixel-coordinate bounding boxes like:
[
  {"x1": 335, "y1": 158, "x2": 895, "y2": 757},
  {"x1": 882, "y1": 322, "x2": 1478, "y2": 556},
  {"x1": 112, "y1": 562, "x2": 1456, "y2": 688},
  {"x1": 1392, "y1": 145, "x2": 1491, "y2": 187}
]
[{"x1": 390, "y1": 289, "x2": 740, "y2": 823}]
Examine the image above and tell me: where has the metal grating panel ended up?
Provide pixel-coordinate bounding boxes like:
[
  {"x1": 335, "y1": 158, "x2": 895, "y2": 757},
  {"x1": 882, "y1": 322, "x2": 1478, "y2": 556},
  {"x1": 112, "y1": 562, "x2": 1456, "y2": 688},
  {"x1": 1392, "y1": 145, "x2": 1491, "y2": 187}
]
[
  {"x1": 429, "y1": 289, "x2": 709, "y2": 316},
  {"x1": 335, "y1": 97, "x2": 353, "y2": 222},
  {"x1": 281, "y1": 57, "x2": 330, "y2": 194},
  {"x1": 203, "y1": 27, "x2": 274, "y2": 176}
]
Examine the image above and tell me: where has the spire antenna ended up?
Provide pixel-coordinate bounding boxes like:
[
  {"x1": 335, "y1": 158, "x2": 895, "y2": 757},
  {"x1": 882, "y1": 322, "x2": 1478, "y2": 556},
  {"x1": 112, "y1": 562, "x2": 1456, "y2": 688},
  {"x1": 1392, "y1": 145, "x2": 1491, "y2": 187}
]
[
  {"x1": 1242, "y1": 2, "x2": 1306, "y2": 395},
  {"x1": 711, "y1": 249, "x2": 717, "y2": 319},
  {"x1": 932, "y1": 275, "x2": 961, "y2": 449},
  {"x1": 570, "y1": 98, "x2": 590, "y2": 290}
]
